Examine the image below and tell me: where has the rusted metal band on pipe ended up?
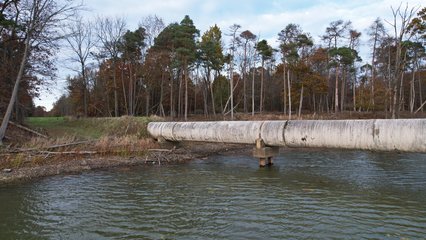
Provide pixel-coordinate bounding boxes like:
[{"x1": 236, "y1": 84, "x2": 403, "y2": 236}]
[{"x1": 147, "y1": 119, "x2": 426, "y2": 152}]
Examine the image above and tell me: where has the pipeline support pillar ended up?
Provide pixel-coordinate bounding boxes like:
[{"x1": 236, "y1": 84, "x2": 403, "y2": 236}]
[{"x1": 253, "y1": 138, "x2": 279, "y2": 167}]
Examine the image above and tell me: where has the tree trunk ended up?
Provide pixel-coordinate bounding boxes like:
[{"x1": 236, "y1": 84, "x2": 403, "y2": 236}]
[
  {"x1": 353, "y1": 65, "x2": 357, "y2": 112},
  {"x1": 210, "y1": 70, "x2": 216, "y2": 116},
  {"x1": 418, "y1": 67, "x2": 423, "y2": 113},
  {"x1": 392, "y1": 79, "x2": 398, "y2": 119},
  {"x1": 184, "y1": 59, "x2": 188, "y2": 121},
  {"x1": 326, "y1": 95, "x2": 329, "y2": 114},
  {"x1": 230, "y1": 63, "x2": 234, "y2": 120},
  {"x1": 252, "y1": 62, "x2": 255, "y2": 116},
  {"x1": 133, "y1": 65, "x2": 138, "y2": 115},
  {"x1": 415, "y1": 99, "x2": 426, "y2": 113},
  {"x1": 393, "y1": 33, "x2": 403, "y2": 119},
  {"x1": 170, "y1": 73, "x2": 174, "y2": 118},
  {"x1": 202, "y1": 79, "x2": 208, "y2": 116},
  {"x1": 121, "y1": 61, "x2": 128, "y2": 115},
  {"x1": 260, "y1": 59, "x2": 264, "y2": 113},
  {"x1": 398, "y1": 70, "x2": 405, "y2": 113},
  {"x1": 340, "y1": 68, "x2": 346, "y2": 112},
  {"x1": 410, "y1": 68, "x2": 415, "y2": 114},
  {"x1": 178, "y1": 71, "x2": 182, "y2": 118},
  {"x1": 313, "y1": 93, "x2": 316, "y2": 113},
  {"x1": 386, "y1": 46, "x2": 391, "y2": 118},
  {"x1": 288, "y1": 70, "x2": 292, "y2": 120},
  {"x1": 145, "y1": 89, "x2": 150, "y2": 116},
  {"x1": 371, "y1": 34, "x2": 377, "y2": 109},
  {"x1": 194, "y1": 72, "x2": 197, "y2": 114},
  {"x1": 105, "y1": 82, "x2": 112, "y2": 117},
  {"x1": 243, "y1": 47, "x2": 247, "y2": 113},
  {"x1": 128, "y1": 63, "x2": 133, "y2": 116},
  {"x1": 398, "y1": 50, "x2": 408, "y2": 113},
  {"x1": 15, "y1": 94, "x2": 20, "y2": 123},
  {"x1": 283, "y1": 64, "x2": 287, "y2": 114},
  {"x1": 298, "y1": 84, "x2": 304, "y2": 117},
  {"x1": 335, "y1": 65, "x2": 339, "y2": 113},
  {"x1": 113, "y1": 59, "x2": 119, "y2": 117},
  {"x1": 0, "y1": 33, "x2": 31, "y2": 145},
  {"x1": 158, "y1": 71, "x2": 165, "y2": 117},
  {"x1": 81, "y1": 62, "x2": 88, "y2": 117}
]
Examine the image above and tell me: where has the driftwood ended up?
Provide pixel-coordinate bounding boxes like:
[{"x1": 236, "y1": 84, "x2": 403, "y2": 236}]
[
  {"x1": 4, "y1": 139, "x2": 176, "y2": 162},
  {"x1": 147, "y1": 148, "x2": 174, "y2": 152},
  {"x1": 8, "y1": 148, "x2": 175, "y2": 155},
  {"x1": 145, "y1": 151, "x2": 172, "y2": 165},
  {"x1": 12, "y1": 140, "x2": 94, "y2": 153},
  {"x1": 9, "y1": 121, "x2": 48, "y2": 139},
  {"x1": 37, "y1": 148, "x2": 172, "y2": 155},
  {"x1": 43, "y1": 140, "x2": 94, "y2": 150},
  {"x1": 39, "y1": 150, "x2": 98, "y2": 155}
]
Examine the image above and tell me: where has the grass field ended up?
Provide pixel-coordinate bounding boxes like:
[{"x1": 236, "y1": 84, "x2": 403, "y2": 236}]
[
  {"x1": 25, "y1": 116, "x2": 153, "y2": 139},
  {"x1": 0, "y1": 116, "x2": 160, "y2": 170}
]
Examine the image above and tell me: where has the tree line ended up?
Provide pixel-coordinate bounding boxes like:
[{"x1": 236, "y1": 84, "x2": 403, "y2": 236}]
[
  {"x1": 1, "y1": 2, "x2": 426, "y2": 135},
  {"x1": 54, "y1": 5, "x2": 426, "y2": 120}
]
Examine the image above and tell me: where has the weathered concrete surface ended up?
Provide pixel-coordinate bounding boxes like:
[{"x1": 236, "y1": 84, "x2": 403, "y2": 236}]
[
  {"x1": 284, "y1": 120, "x2": 377, "y2": 150},
  {"x1": 148, "y1": 121, "x2": 265, "y2": 144},
  {"x1": 147, "y1": 119, "x2": 426, "y2": 152}
]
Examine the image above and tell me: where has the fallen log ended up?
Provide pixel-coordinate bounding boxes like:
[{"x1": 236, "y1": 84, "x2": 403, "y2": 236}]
[
  {"x1": 146, "y1": 148, "x2": 174, "y2": 152},
  {"x1": 9, "y1": 121, "x2": 48, "y2": 139},
  {"x1": 11, "y1": 140, "x2": 94, "y2": 153},
  {"x1": 38, "y1": 150, "x2": 98, "y2": 155},
  {"x1": 415, "y1": 99, "x2": 426, "y2": 114}
]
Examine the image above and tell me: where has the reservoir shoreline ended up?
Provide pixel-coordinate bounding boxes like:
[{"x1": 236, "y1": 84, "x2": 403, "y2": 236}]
[{"x1": 0, "y1": 142, "x2": 246, "y2": 184}]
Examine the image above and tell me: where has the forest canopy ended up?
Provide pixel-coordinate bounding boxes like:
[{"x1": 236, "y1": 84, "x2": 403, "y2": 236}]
[{"x1": 1, "y1": 1, "x2": 426, "y2": 123}]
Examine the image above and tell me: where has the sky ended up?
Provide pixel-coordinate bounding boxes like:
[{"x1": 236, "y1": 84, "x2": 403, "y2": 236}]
[{"x1": 34, "y1": 0, "x2": 424, "y2": 110}]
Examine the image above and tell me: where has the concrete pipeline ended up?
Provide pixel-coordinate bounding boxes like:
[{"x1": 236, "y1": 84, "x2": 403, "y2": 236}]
[{"x1": 147, "y1": 119, "x2": 426, "y2": 153}]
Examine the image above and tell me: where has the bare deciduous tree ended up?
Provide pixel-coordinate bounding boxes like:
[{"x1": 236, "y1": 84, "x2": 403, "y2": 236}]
[
  {"x1": 367, "y1": 18, "x2": 386, "y2": 110},
  {"x1": 240, "y1": 30, "x2": 256, "y2": 113},
  {"x1": 96, "y1": 16, "x2": 127, "y2": 117},
  {"x1": 386, "y1": 4, "x2": 418, "y2": 118},
  {"x1": 64, "y1": 17, "x2": 96, "y2": 117},
  {"x1": 140, "y1": 15, "x2": 165, "y2": 49},
  {"x1": 0, "y1": 0, "x2": 81, "y2": 145},
  {"x1": 228, "y1": 24, "x2": 241, "y2": 120}
]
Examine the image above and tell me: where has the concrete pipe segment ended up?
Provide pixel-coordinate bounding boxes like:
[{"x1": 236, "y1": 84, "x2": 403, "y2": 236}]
[{"x1": 147, "y1": 119, "x2": 426, "y2": 152}]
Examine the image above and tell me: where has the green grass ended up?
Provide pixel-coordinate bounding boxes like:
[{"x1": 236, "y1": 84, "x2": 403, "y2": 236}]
[{"x1": 25, "y1": 116, "x2": 154, "y2": 140}]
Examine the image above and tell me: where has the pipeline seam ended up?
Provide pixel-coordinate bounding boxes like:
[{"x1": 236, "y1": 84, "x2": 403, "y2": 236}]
[
  {"x1": 372, "y1": 119, "x2": 377, "y2": 150},
  {"x1": 283, "y1": 120, "x2": 289, "y2": 147},
  {"x1": 171, "y1": 122, "x2": 178, "y2": 141},
  {"x1": 259, "y1": 121, "x2": 266, "y2": 140}
]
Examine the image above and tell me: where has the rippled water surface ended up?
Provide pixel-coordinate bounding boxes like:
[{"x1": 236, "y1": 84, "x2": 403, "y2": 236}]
[{"x1": 1, "y1": 150, "x2": 426, "y2": 239}]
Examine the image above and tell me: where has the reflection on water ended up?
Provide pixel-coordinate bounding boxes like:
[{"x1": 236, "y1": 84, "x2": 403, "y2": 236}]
[{"x1": 1, "y1": 149, "x2": 425, "y2": 239}]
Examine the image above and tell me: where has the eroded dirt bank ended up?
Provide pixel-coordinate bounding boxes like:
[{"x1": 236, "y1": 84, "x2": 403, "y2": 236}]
[{"x1": 0, "y1": 142, "x2": 248, "y2": 184}]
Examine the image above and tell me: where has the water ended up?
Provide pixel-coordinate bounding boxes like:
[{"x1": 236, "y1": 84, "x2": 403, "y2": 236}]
[{"x1": 1, "y1": 149, "x2": 426, "y2": 239}]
